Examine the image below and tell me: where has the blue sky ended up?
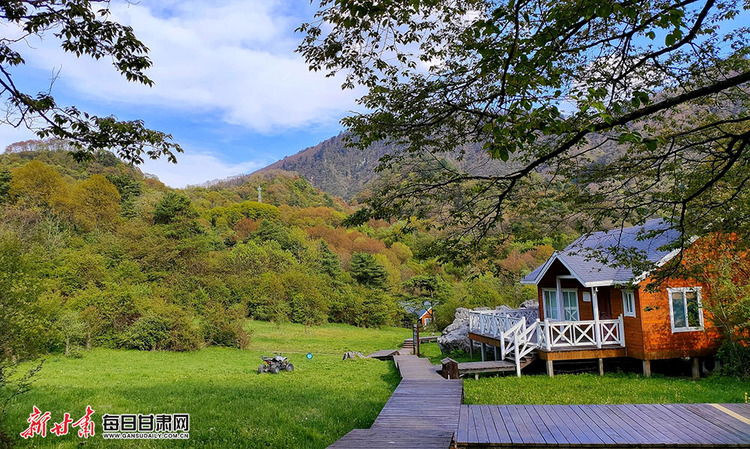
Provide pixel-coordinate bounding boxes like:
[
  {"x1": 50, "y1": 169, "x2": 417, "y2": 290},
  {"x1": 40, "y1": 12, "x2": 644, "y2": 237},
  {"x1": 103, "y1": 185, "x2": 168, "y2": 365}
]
[{"x1": 2, "y1": 1, "x2": 360, "y2": 187}]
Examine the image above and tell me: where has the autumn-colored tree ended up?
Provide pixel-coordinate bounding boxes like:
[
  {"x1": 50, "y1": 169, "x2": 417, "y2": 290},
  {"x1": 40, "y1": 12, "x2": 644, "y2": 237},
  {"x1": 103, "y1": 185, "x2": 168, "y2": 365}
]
[
  {"x1": 679, "y1": 235, "x2": 750, "y2": 377},
  {"x1": 73, "y1": 175, "x2": 122, "y2": 231},
  {"x1": 8, "y1": 160, "x2": 66, "y2": 209}
]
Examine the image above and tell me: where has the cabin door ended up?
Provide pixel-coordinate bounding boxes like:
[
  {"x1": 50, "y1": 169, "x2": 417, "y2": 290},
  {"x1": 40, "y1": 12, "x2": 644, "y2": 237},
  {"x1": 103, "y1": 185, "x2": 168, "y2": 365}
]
[{"x1": 597, "y1": 288, "x2": 612, "y2": 319}]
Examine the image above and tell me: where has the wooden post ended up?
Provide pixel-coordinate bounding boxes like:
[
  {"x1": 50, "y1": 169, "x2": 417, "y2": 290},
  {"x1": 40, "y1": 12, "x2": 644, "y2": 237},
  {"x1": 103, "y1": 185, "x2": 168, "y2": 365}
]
[
  {"x1": 441, "y1": 357, "x2": 459, "y2": 380},
  {"x1": 469, "y1": 339, "x2": 474, "y2": 358},
  {"x1": 412, "y1": 324, "x2": 420, "y2": 356},
  {"x1": 691, "y1": 357, "x2": 700, "y2": 380},
  {"x1": 494, "y1": 345, "x2": 499, "y2": 361},
  {"x1": 546, "y1": 360, "x2": 554, "y2": 378},
  {"x1": 598, "y1": 358, "x2": 604, "y2": 376},
  {"x1": 481, "y1": 342, "x2": 486, "y2": 362},
  {"x1": 642, "y1": 360, "x2": 651, "y2": 378}
]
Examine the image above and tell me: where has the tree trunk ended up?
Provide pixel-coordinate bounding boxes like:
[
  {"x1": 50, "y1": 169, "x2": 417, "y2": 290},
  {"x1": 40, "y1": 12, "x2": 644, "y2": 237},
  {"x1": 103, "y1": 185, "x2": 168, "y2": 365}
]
[
  {"x1": 65, "y1": 337, "x2": 70, "y2": 356},
  {"x1": 86, "y1": 331, "x2": 91, "y2": 351}
]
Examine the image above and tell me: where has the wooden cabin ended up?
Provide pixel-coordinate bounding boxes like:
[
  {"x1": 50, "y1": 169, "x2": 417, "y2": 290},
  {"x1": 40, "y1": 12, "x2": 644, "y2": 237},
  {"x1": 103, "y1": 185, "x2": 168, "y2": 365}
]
[
  {"x1": 418, "y1": 307, "x2": 434, "y2": 327},
  {"x1": 468, "y1": 219, "x2": 722, "y2": 377}
]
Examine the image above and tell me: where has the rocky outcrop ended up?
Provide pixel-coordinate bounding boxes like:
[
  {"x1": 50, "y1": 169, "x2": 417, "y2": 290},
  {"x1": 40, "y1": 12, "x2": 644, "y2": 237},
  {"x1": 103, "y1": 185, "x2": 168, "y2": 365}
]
[
  {"x1": 437, "y1": 308, "x2": 472, "y2": 353},
  {"x1": 437, "y1": 304, "x2": 539, "y2": 354}
]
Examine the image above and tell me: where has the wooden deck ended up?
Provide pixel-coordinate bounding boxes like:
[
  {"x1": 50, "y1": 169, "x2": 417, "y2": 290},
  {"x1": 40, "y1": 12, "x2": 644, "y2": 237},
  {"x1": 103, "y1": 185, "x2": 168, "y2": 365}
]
[
  {"x1": 329, "y1": 355, "x2": 464, "y2": 449},
  {"x1": 367, "y1": 349, "x2": 399, "y2": 360},
  {"x1": 457, "y1": 361, "x2": 517, "y2": 379},
  {"x1": 456, "y1": 403, "x2": 750, "y2": 448}
]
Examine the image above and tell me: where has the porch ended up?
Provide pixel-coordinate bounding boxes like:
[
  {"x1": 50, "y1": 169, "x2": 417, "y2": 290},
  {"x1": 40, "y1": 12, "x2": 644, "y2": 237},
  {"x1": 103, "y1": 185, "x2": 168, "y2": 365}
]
[{"x1": 467, "y1": 309, "x2": 626, "y2": 376}]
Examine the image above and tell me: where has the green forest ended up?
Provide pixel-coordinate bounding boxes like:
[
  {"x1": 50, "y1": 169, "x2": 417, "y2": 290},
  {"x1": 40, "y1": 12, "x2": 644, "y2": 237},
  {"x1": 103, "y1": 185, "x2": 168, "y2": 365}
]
[{"x1": 0, "y1": 142, "x2": 572, "y2": 358}]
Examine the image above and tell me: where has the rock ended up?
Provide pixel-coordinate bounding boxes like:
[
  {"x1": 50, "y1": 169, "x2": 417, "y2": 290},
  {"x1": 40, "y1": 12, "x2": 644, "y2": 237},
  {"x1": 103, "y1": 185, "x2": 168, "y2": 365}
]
[
  {"x1": 437, "y1": 322, "x2": 470, "y2": 353},
  {"x1": 437, "y1": 307, "x2": 475, "y2": 353},
  {"x1": 342, "y1": 351, "x2": 366, "y2": 360},
  {"x1": 520, "y1": 299, "x2": 539, "y2": 309},
  {"x1": 494, "y1": 305, "x2": 514, "y2": 312}
]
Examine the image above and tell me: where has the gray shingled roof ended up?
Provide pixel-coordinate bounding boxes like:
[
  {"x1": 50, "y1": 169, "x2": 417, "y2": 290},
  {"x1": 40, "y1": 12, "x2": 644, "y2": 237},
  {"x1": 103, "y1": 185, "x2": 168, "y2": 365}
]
[{"x1": 521, "y1": 219, "x2": 681, "y2": 287}]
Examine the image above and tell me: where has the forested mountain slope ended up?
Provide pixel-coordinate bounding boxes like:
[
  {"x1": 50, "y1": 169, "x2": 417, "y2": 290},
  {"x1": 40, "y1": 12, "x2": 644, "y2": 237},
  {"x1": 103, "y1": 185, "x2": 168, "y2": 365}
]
[{"x1": 1, "y1": 140, "x2": 570, "y2": 359}]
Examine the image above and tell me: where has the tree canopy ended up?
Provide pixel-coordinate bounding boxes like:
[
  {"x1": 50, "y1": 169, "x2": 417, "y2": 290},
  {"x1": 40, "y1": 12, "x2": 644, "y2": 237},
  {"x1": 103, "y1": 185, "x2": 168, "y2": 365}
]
[
  {"x1": 299, "y1": 0, "x2": 750, "y2": 262},
  {"x1": 0, "y1": 1, "x2": 181, "y2": 164}
]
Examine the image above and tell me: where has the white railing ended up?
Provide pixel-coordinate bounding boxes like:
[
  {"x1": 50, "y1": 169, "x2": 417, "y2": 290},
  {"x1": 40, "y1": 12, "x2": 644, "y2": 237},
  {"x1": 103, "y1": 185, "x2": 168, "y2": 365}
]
[
  {"x1": 468, "y1": 309, "x2": 538, "y2": 336},
  {"x1": 537, "y1": 316, "x2": 624, "y2": 350},
  {"x1": 468, "y1": 310, "x2": 625, "y2": 376}
]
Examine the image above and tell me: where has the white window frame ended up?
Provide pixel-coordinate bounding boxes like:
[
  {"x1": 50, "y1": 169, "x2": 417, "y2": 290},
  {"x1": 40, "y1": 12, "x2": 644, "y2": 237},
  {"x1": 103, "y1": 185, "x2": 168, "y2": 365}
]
[
  {"x1": 667, "y1": 287, "x2": 704, "y2": 333},
  {"x1": 562, "y1": 289, "x2": 579, "y2": 321},
  {"x1": 622, "y1": 289, "x2": 636, "y2": 318},
  {"x1": 542, "y1": 289, "x2": 559, "y2": 320}
]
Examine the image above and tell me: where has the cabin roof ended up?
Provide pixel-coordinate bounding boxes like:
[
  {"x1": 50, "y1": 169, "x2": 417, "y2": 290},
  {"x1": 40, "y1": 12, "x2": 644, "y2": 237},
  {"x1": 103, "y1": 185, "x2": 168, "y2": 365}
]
[{"x1": 521, "y1": 219, "x2": 681, "y2": 287}]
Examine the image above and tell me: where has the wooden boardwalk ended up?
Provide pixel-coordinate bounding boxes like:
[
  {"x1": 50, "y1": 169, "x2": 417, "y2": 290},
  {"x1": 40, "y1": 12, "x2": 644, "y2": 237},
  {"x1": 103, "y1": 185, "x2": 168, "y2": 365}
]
[
  {"x1": 456, "y1": 403, "x2": 750, "y2": 448},
  {"x1": 329, "y1": 355, "x2": 464, "y2": 449}
]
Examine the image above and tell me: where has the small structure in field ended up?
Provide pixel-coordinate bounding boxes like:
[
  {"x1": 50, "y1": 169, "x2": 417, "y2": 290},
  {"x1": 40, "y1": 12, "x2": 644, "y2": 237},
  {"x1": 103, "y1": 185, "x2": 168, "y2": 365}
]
[
  {"x1": 468, "y1": 219, "x2": 723, "y2": 377},
  {"x1": 417, "y1": 307, "x2": 433, "y2": 326}
]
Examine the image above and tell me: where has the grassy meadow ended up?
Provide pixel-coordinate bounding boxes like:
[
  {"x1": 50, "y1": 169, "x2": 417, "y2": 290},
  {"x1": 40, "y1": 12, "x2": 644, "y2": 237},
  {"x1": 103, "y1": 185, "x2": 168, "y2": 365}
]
[
  {"x1": 418, "y1": 343, "x2": 749, "y2": 405},
  {"x1": 4, "y1": 322, "x2": 410, "y2": 448},
  {"x1": 463, "y1": 373, "x2": 749, "y2": 405},
  {"x1": 6, "y1": 323, "x2": 749, "y2": 448}
]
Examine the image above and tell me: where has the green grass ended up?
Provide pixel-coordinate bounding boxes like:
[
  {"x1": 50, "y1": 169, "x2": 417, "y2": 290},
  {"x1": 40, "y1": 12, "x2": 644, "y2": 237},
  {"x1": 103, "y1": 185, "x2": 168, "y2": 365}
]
[
  {"x1": 464, "y1": 373, "x2": 750, "y2": 405},
  {"x1": 4, "y1": 322, "x2": 410, "y2": 448},
  {"x1": 421, "y1": 340, "x2": 749, "y2": 405}
]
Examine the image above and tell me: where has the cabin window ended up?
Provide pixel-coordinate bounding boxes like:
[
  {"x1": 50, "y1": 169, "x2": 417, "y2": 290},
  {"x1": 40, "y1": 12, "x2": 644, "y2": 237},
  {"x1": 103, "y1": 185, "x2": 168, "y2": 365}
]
[
  {"x1": 668, "y1": 287, "x2": 703, "y2": 332},
  {"x1": 622, "y1": 290, "x2": 636, "y2": 318},
  {"x1": 542, "y1": 289, "x2": 559, "y2": 320},
  {"x1": 562, "y1": 290, "x2": 579, "y2": 321}
]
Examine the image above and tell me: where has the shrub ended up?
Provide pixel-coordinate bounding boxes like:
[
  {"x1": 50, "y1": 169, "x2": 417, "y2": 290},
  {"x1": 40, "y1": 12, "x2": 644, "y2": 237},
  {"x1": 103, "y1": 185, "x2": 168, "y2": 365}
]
[
  {"x1": 202, "y1": 303, "x2": 251, "y2": 349},
  {"x1": 717, "y1": 340, "x2": 750, "y2": 378},
  {"x1": 123, "y1": 314, "x2": 171, "y2": 351}
]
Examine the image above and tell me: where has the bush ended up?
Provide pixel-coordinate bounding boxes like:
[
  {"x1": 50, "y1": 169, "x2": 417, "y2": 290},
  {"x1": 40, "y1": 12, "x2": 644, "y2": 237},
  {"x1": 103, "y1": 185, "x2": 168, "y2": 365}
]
[
  {"x1": 122, "y1": 309, "x2": 202, "y2": 352},
  {"x1": 717, "y1": 340, "x2": 750, "y2": 378},
  {"x1": 202, "y1": 303, "x2": 251, "y2": 349},
  {"x1": 123, "y1": 314, "x2": 171, "y2": 351}
]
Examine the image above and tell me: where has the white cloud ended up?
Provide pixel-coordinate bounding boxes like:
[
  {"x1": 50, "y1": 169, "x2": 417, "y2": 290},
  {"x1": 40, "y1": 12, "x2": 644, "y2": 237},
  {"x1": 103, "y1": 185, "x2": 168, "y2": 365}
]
[
  {"x1": 140, "y1": 150, "x2": 268, "y2": 188},
  {"x1": 21, "y1": 0, "x2": 360, "y2": 133},
  {"x1": 0, "y1": 126, "x2": 38, "y2": 151}
]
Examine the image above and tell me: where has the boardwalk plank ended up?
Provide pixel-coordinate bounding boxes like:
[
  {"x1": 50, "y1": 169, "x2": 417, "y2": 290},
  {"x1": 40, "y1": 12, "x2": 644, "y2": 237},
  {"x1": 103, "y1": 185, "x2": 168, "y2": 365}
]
[
  {"x1": 507, "y1": 405, "x2": 547, "y2": 445},
  {"x1": 577, "y1": 404, "x2": 630, "y2": 444},
  {"x1": 588, "y1": 404, "x2": 643, "y2": 445},
  {"x1": 479, "y1": 405, "x2": 500, "y2": 443},
  {"x1": 497, "y1": 405, "x2": 524, "y2": 445},
  {"x1": 328, "y1": 355, "x2": 461, "y2": 449},
  {"x1": 684, "y1": 404, "x2": 750, "y2": 441},
  {"x1": 665, "y1": 403, "x2": 744, "y2": 445},
  {"x1": 467, "y1": 405, "x2": 479, "y2": 444},
  {"x1": 621, "y1": 403, "x2": 684, "y2": 445},
  {"x1": 457, "y1": 405, "x2": 469, "y2": 443},
  {"x1": 472, "y1": 404, "x2": 490, "y2": 443},
  {"x1": 550, "y1": 403, "x2": 603, "y2": 445},
  {"x1": 487, "y1": 403, "x2": 513, "y2": 444},
  {"x1": 536, "y1": 404, "x2": 572, "y2": 445},
  {"x1": 522, "y1": 406, "x2": 557, "y2": 446},
  {"x1": 541, "y1": 404, "x2": 583, "y2": 445},
  {"x1": 648, "y1": 403, "x2": 715, "y2": 446}
]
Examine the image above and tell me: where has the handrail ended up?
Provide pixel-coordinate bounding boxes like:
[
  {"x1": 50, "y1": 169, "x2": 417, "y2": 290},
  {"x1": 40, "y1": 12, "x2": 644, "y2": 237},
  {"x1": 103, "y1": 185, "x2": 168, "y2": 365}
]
[
  {"x1": 469, "y1": 311, "x2": 626, "y2": 351},
  {"x1": 537, "y1": 318, "x2": 625, "y2": 349},
  {"x1": 467, "y1": 311, "x2": 625, "y2": 377}
]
